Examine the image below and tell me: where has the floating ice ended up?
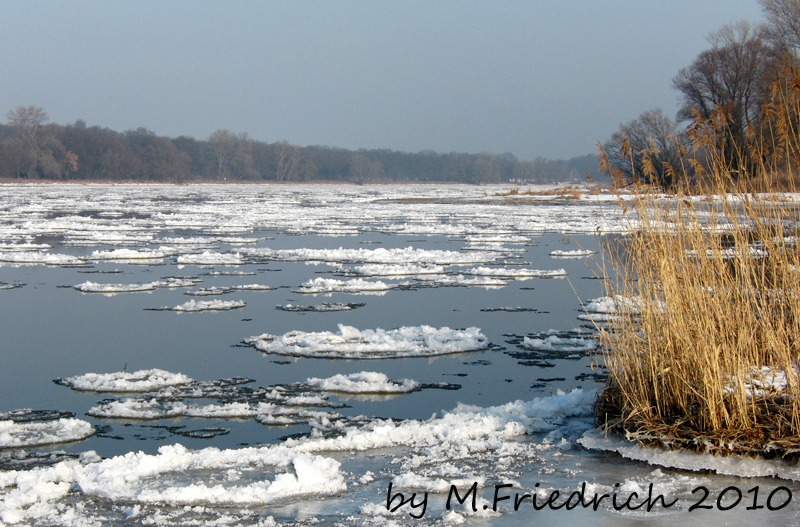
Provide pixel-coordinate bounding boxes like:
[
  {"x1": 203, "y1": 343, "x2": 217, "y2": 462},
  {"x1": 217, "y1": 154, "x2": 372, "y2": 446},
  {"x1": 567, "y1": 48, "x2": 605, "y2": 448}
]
[
  {"x1": 86, "y1": 248, "x2": 168, "y2": 260},
  {"x1": 228, "y1": 284, "x2": 277, "y2": 291},
  {"x1": 159, "y1": 299, "x2": 246, "y2": 312},
  {"x1": 246, "y1": 324, "x2": 489, "y2": 359},
  {"x1": 277, "y1": 302, "x2": 365, "y2": 312},
  {"x1": 0, "y1": 418, "x2": 94, "y2": 448},
  {"x1": 306, "y1": 372, "x2": 419, "y2": 393},
  {"x1": 54, "y1": 369, "x2": 194, "y2": 392},
  {"x1": 184, "y1": 286, "x2": 231, "y2": 296},
  {"x1": 293, "y1": 277, "x2": 400, "y2": 294},
  {"x1": 73, "y1": 281, "x2": 157, "y2": 293},
  {"x1": 151, "y1": 276, "x2": 203, "y2": 288},
  {"x1": 241, "y1": 246, "x2": 506, "y2": 265},
  {"x1": 343, "y1": 263, "x2": 446, "y2": 276},
  {"x1": 87, "y1": 399, "x2": 334, "y2": 421},
  {"x1": 522, "y1": 335, "x2": 599, "y2": 352},
  {"x1": 465, "y1": 266, "x2": 567, "y2": 278},
  {"x1": 0, "y1": 251, "x2": 84, "y2": 265},
  {"x1": 0, "y1": 242, "x2": 50, "y2": 252},
  {"x1": 414, "y1": 274, "x2": 508, "y2": 288},
  {"x1": 204, "y1": 270, "x2": 257, "y2": 276},
  {"x1": 176, "y1": 251, "x2": 244, "y2": 265},
  {"x1": 549, "y1": 249, "x2": 596, "y2": 257}
]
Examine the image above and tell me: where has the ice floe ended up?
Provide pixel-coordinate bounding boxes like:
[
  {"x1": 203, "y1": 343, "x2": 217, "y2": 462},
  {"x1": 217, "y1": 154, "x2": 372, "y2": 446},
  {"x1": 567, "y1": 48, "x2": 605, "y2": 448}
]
[
  {"x1": 342, "y1": 263, "x2": 446, "y2": 276},
  {"x1": 0, "y1": 251, "x2": 84, "y2": 266},
  {"x1": 276, "y1": 302, "x2": 366, "y2": 312},
  {"x1": 549, "y1": 249, "x2": 596, "y2": 258},
  {"x1": 87, "y1": 399, "x2": 334, "y2": 421},
  {"x1": 465, "y1": 266, "x2": 568, "y2": 278},
  {"x1": 86, "y1": 248, "x2": 170, "y2": 260},
  {"x1": 0, "y1": 418, "x2": 95, "y2": 449},
  {"x1": 305, "y1": 372, "x2": 419, "y2": 393},
  {"x1": 522, "y1": 335, "x2": 599, "y2": 352},
  {"x1": 54, "y1": 369, "x2": 194, "y2": 392},
  {"x1": 293, "y1": 277, "x2": 401, "y2": 295},
  {"x1": 73, "y1": 281, "x2": 157, "y2": 293},
  {"x1": 176, "y1": 251, "x2": 244, "y2": 265},
  {"x1": 155, "y1": 299, "x2": 246, "y2": 312},
  {"x1": 246, "y1": 324, "x2": 489, "y2": 359}
]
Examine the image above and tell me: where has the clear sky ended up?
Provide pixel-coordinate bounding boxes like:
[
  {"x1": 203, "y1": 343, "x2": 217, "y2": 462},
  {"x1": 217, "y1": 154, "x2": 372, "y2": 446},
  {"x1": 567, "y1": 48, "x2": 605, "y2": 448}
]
[{"x1": 0, "y1": 1, "x2": 766, "y2": 160}]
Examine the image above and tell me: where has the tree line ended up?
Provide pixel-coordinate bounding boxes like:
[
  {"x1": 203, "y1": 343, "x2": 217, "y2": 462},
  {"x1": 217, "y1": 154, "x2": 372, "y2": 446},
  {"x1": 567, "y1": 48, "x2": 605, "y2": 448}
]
[
  {"x1": 602, "y1": 0, "x2": 800, "y2": 189},
  {"x1": 0, "y1": 107, "x2": 600, "y2": 184}
]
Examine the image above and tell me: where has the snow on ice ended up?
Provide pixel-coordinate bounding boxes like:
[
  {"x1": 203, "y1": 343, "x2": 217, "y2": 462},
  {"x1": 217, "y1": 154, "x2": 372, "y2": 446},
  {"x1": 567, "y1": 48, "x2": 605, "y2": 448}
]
[{"x1": 246, "y1": 324, "x2": 489, "y2": 359}]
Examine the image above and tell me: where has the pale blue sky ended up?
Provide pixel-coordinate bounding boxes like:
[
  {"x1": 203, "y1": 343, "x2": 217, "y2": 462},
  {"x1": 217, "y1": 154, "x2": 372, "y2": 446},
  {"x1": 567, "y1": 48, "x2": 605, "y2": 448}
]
[{"x1": 0, "y1": 1, "x2": 765, "y2": 160}]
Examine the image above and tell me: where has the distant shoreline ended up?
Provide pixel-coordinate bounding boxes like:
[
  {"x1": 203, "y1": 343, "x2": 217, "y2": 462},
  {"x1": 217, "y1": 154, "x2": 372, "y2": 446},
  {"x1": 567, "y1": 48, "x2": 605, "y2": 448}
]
[{"x1": 0, "y1": 178, "x2": 584, "y2": 187}]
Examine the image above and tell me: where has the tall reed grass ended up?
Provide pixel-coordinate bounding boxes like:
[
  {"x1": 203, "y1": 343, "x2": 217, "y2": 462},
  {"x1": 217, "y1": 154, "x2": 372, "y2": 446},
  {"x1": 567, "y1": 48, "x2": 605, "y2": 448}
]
[{"x1": 596, "y1": 66, "x2": 800, "y2": 455}]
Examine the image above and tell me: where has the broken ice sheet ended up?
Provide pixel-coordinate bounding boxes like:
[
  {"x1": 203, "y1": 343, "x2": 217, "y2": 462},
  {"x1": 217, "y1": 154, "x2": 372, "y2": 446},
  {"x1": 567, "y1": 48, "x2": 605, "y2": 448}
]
[
  {"x1": 305, "y1": 372, "x2": 419, "y2": 394},
  {"x1": 276, "y1": 302, "x2": 366, "y2": 312},
  {"x1": 464, "y1": 266, "x2": 568, "y2": 278},
  {"x1": 293, "y1": 277, "x2": 401, "y2": 295},
  {"x1": 149, "y1": 299, "x2": 246, "y2": 312},
  {"x1": 74, "y1": 281, "x2": 157, "y2": 293},
  {"x1": 87, "y1": 399, "x2": 341, "y2": 422},
  {"x1": 0, "y1": 417, "x2": 95, "y2": 448},
  {"x1": 245, "y1": 324, "x2": 489, "y2": 359},
  {"x1": 549, "y1": 249, "x2": 596, "y2": 258},
  {"x1": 54, "y1": 369, "x2": 194, "y2": 393},
  {"x1": 176, "y1": 251, "x2": 244, "y2": 265}
]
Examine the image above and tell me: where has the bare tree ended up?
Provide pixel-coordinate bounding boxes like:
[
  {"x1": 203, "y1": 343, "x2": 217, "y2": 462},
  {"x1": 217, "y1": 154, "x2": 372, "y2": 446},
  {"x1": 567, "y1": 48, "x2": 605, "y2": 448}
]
[
  {"x1": 208, "y1": 129, "x2": 257, "y2": 180},
  {"x1": 350, "y1": 153, "x2": 383, "y2": 184},
  {"x1": 274, "y1": 140, "x2": 304, "y2": 181},
  {"x1": 5, "y1": 105, "x2": 61, "y2": 178},
  {"x1": 474, "y1": 153, "x2": 502, "y2": 183},
  {"x1": 603, "y1": 108, "x2": 689, "y2": 187},
  {"x1": 761, "y1": 0, "x2": 800, "y2": 52},
  {"x1": 673, "y1": 21, "x2": 778, "y2": 175}
]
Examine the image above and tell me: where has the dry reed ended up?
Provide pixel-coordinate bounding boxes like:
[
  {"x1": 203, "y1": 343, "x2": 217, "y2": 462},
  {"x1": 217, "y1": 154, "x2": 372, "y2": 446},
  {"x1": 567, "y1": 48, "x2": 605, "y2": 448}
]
[{"x1": 596, "y1": 66, "x2": 800, "y2": 456}]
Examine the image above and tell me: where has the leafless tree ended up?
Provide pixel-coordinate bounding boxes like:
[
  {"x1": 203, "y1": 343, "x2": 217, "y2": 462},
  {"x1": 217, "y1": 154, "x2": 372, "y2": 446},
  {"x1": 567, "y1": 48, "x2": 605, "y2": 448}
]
[
  {"x1": 603, "y1": 108, "x2": 689, "y2": 187},
  {"x1": 673, "y1": 21, "x2": 779, "y2": 174},
  {"x1": 350, "y1": 153, "x2": 383, "y2": 184},
  {"x1": 208, "y1": 129, "x2": 257, "y2": 180},
  {"x1": 5, "y1": 105, "x2": 63, "y2": 178},
  {"x1": 274, "y1": 140, "x2": 304, "y2": 181},
  {"x1": 761, "y1": 0, "x2": 800, "y2": 53}
]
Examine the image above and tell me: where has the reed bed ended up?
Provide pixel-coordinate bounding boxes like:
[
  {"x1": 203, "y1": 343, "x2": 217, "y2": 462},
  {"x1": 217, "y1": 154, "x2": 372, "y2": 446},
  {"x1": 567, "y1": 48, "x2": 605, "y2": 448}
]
[{"x1": 596, "y1": 67, "x2": 800, "y2": 456}]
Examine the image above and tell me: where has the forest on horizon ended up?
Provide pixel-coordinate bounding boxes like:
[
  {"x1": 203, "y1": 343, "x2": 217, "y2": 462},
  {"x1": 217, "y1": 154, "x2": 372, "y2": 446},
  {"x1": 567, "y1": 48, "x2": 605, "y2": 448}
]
[{"x1": 0, "y1": 114, "x2": 601, "y2": 185}]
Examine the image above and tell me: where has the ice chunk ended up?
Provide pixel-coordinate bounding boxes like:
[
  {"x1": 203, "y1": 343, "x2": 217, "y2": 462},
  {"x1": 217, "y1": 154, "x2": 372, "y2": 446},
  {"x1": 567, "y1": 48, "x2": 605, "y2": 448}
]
[
  {"x1": 86, "y1": 248, "x2": 168, "y2": 260},
  {"x1": 73, "y1": 281, "x2": 157, "y2": 293},
  {"x1": 176, "y1": 251, "x2": 244, "y2": 265},
  {"x1": 54, "y1": 369, "x2": 194, "y2": 392},
  {"x1": 549, "y1": 249, "x2": 596, "y2": 257},
  {"x1": 522, "y1": 335, "x2": 599, "y2": 352},
  {"x1": 246, "y1": 324, "x2": 489, "y2": 359},
  {"x1": 294, "y1": 277, "x2": 400, "y2": 294},
  {"x1": 0, "y1": 251, "x2": 84, "y2": 265},
  {"x1": 0, "y1": 418, "x2": 94, "y2": 448},
  {"x1": 306, "y1": 372, "x2": 419, "y2": 393},
  {"x1": 465, "y1": 266, "x2": 567, "y2": 278},
  {"x1": 343, "y1": 263, "x2": 446, "y2": 276},
  {"x1": 158, "y1": 299, "x2": 246, "y2": 312},
  {"x1": 277, "y1": 302, "x2": 365, "y2": 312}
]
